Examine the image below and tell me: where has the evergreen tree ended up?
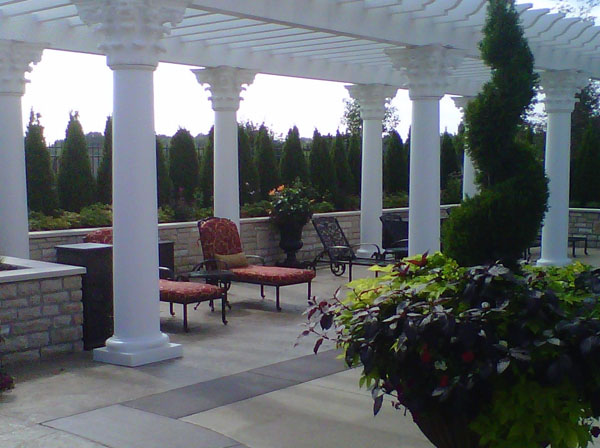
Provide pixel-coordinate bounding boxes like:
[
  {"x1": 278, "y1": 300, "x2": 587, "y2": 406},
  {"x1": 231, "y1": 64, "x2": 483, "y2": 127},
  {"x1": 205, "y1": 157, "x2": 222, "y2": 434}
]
[
  {"x1": 440, "y1": 131, "x2": 460, "y2": 189},
  {"x1": 442, "y1": 0, "x2": 548, "y2": 267},
  {"x1": 24, "y1": 110, "x2": 58, "y2": 214},
  {"x1": 169, "y1": 128, "x2": 199, "y2": 203},
  {"x1": 347, "y1": 133, "x2": 362, "y2": 195},
  {"x1": 199, "y1": 127, "x2": 214, "y2": 207},
  {"x1": 254, "y1": 124, "x2": 280, "y2": 200},
  {"x1": 58, "y1": 112, "x2": 95, "y2": 212},
  {"x1": 572, "y1": 125, "x2": 600, "y2": 206},
  {"x1": 96, "y1": 116, "x2": 112, "y2": 204},
  {"x1": 280, "y1": 126, "x2": 308, "y2": 184},
  {"x1": 156, "y1": 137, "x2": 172, "y2": 207},
  {"x1": 238, "y1": 124, "x2": 259, "y2": 205},
  {"x1": 332, "y1": 131, "x2": 353, "y2": 195},
  {"x1": 383, "y1": 130, "x2": 408, "y2": 194},
  {"x1": 309, "y1": 130, "x2": 337, "y2": 198}
]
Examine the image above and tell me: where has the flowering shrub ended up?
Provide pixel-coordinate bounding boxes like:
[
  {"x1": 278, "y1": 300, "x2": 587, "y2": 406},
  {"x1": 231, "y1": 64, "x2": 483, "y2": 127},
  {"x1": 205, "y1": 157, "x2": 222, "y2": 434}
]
[
  {"x1": 302, "y1": 253, "x2": 600, "y2": 448},
  {"x1": 268, "y1": 179, "x2": 313, "y2": 228}
]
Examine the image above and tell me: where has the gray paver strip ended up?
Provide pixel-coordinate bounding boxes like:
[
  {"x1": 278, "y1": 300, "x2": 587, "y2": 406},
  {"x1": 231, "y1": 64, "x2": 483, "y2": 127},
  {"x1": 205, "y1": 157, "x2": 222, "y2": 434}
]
[
  {"x1": 122, "y1": 350, "x2": 345, "y2": 419},
  {"x1": 45, "y1": 405, "x2": 244, "y2": 448}
]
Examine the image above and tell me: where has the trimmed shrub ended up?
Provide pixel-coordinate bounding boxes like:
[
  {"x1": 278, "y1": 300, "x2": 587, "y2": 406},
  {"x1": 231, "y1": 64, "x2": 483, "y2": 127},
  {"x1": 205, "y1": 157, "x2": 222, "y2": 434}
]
[
  {"x1": 24, "y1": 110, "x2": 58, "y2": 215},
  {"x1": 169, "y1": 128, "x2": 199, "y2": 203},
  {"x1": 347, "y1": 133, "x2": 362, "y2": 195},
  {"x1": 96, "y1": 116, "x2": 112, "y2": 204},
  {"x1": 238, "y1": 124, "x2": 259, "y2": 205},
  {"x1": 57, "y1": 112, "x2": 95, "y2": 212},
  {"x1": 440, "y1": 131, "x2": 460, "y2": 190},
  {"x1": 572, "y1": 124, "x2": 600, "y2": 206},
  {"x1": 383, "y1": 130, "x2": 408, "y2": 194},
  {"x1": 199, "y1": 127, "x2": 214, "y2": 207},
  {"x1": 332, "y1": 131, "x2": 353, "y2": 196},
  {"x1": 442, "y1": 0, "x2": 548, "y2": 267},
  {"x1": 309, "y1": 130, "x2": 337, "y2": 199},
  {"x1": 156, "y1": 137, "x2": 172, "y2": 208},
  {"x1": 280, "y1": 126, "x2": 308, "y2": 184},
  {"x1": 254, "y1": 124, "x2": 280, "y2": 200}
]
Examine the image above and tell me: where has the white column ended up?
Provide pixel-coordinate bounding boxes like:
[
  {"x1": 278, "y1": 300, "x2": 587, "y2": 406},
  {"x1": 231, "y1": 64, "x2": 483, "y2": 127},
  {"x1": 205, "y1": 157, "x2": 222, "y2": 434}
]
[
  {"x1": 0, "y1": 41, "x2": 43, "y2": 258},
  {"x1": 452, "y1": 96, "x2": 478, "y2": 200},
  {"x1": 75, "y1": 0, "x2": 188, "y2": 366},
  {"x1": 537, "y1": 70, "x2": 588, "y2": 267},
  {"x1": 346, "y1": 84, "x2": 397, "y2": 257},
  {"x1": 193, "y1": 67, "x2": 256, "y2": 229},
  {"x1": 386, "y1": 45, "x2": 465, "y2": 255}
]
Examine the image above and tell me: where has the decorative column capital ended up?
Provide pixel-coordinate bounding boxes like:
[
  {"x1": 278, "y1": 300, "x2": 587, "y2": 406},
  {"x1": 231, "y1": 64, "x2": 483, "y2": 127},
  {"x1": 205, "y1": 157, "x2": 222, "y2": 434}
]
[
  {"x1": 0, "y1": 40, "x2": 44, "y2": 96},
  {"x1": 74, "y1": 0, "x2": 189, "y2": 69},
  {"x1": 540, "y1": 70, "x2": 589, "y2": 113},
  {"x1": 385, "y1": 45, "x2": 465, "y2": 100},
  {"x1": 193, "y1": 66, "x2": 256, "y2": 112},
  {"x1": 345, "y1": 84, "x2": 397, "y2": 121}
]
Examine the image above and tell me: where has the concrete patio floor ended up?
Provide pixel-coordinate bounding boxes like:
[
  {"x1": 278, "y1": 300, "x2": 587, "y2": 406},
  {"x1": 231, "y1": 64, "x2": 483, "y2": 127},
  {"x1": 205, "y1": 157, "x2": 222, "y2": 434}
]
[{"x1": 2, "y1": 249, "x2": 600, "y2": 448}]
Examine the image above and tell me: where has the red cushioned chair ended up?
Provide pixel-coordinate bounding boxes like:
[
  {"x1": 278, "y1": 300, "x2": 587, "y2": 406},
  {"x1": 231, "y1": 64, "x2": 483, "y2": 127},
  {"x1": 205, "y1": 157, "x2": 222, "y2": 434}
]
[
  {"x1": 197, "y1": 217, "x2": 316, "y2": 311},
  {"x1": 85, "y1": 228, "x2": 227, "y2": 332}
]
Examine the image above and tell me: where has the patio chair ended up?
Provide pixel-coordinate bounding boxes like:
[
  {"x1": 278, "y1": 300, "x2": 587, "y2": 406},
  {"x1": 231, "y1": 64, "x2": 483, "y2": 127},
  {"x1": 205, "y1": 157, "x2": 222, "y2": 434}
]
[
  {"x1": 85, "y1": 229, "x2": 227, "y2": 332},
  {"x1": 311, "y1": 216, "x2": 386, "y2": 282},
  {"x1": 379, "y1": 213, "x2": 408, "y2": 260},
  {"x1": 197, "y1": 217, "x2": 316, "y2": 311}
]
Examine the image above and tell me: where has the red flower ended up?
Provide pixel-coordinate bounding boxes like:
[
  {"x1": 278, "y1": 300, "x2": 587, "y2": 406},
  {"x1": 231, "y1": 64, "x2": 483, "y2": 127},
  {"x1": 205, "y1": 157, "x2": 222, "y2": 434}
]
[
  {"x1": 439, "y1": 375, "x2": 449, "y2": 387},
  {"x1": 421, "y1": 349, "x2": 432, "y2": 363},
  {"x1": 461, "y1": 351, "x2": 475, "y2": 363}
]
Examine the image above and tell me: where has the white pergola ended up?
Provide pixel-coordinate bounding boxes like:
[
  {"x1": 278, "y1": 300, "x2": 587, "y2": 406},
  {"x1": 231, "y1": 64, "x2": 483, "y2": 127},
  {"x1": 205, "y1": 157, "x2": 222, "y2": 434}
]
[{"x1": 0, "y1": 0, "x2": 597, "y2": 366}]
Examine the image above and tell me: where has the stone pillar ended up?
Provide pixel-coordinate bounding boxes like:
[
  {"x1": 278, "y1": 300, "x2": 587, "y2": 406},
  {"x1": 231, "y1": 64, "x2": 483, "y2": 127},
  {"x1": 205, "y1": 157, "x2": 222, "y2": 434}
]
[
  {"x1": 0, "y1": 41, "x2": 43, "y2": 258},
  {"x1": 75, "y1": 0, "x2": 189, "y2": 366},
  {"x1": 537, "y1": 70, "x2": 588, "y2": 267},
  {"x1": 452, "y1": 96, "x2": 478, "y2": 200},
  {"x1": 386, "y1": 45, "x2": 465, "y2": 255},
  {"x1": 346, "y1": 84, "x2": 397, "y2": 257},
  {"x1": 193, "y1": 67, "x2": 256, "y2": 229}
]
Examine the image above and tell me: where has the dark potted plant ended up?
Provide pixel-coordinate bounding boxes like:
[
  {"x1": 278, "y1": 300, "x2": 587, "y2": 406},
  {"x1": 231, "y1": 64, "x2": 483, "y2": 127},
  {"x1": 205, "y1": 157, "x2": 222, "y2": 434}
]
[
  {"x1": 269, "y1": 179, "x2": 313, "y2": 268},
  {"x1": 303, "y1": 254, "x2": 600, "y2": 448}
]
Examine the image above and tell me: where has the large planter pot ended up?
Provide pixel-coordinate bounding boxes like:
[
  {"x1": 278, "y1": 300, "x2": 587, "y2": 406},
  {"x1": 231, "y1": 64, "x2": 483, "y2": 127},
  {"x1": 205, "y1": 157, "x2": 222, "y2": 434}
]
[
  {"x1": 413, "y1": 409, "x2": 480, "y2": 448},
  {"x1": 277, "y1": 222, "x2": 305, "y2": 268}
]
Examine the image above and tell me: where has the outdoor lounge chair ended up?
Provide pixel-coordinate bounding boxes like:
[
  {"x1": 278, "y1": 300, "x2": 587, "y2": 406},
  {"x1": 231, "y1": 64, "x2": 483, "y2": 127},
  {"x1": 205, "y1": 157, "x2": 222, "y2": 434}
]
[
  {"x1": 379, "y1": 213, "x2": 409, "y2": 260},
  {"x1": 197, "y1": 217, "x2": 316, "y2": 311},
  {"x1": 85, "y1": 228, "x2": 227, "y2": 332},
  {"x1": 311, "y1": 216, "x2": 386, "y2": 282}
]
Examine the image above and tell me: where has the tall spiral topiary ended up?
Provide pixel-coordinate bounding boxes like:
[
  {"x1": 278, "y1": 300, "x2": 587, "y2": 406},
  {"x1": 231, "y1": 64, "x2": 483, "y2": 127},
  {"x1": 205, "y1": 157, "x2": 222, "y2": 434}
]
[{"x1": 442, "y1": 0, "x2": 548, "y2": 267}]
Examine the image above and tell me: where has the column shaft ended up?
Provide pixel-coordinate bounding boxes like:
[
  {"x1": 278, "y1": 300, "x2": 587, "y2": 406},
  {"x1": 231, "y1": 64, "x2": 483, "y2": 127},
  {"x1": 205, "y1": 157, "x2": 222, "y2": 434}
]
[
  {"x1": 0, "y1": 94, "x2": 29, "y2": 258},
  {"x1": 213, "y1": 110, "x2": 240, "y2": 227},
  {"x1": 463, "y1": 151, "x2": 477, "y2": 199},
  {"x1": 538, "y1": 111, "x2": 572, "y2": 266},
  {"x1": 409, "y1": 98, "x2": 441, "y2": 255},
  {"x1": 358, "y1": 119, "x2": 383, "y2": 256}
]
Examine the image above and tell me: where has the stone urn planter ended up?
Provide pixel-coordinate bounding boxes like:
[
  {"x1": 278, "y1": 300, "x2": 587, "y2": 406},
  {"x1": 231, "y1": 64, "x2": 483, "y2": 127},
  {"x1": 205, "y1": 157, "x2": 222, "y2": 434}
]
[{"x1": 277, "y1": 223, "x2": 305, "y2": 268}]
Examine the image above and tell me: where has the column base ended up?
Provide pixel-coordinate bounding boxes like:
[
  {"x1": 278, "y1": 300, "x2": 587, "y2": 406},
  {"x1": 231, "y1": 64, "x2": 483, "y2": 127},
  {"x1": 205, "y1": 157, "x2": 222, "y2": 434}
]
[
  {"x1": 356, "y1": 247, "x2": 376, "y2": 258},
  {"x1": 93, "y1": 342, "x2": 182, "y2": 367},
  {"x1": 536, "y1": 257, "x2": 572, "y2": 267}
]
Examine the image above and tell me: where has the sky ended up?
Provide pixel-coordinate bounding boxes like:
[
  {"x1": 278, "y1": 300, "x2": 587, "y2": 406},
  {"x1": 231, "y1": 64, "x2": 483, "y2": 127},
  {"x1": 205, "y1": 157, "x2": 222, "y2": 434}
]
[{"x1": 19, "y1": 0, "x2": 584, "y2": 144}]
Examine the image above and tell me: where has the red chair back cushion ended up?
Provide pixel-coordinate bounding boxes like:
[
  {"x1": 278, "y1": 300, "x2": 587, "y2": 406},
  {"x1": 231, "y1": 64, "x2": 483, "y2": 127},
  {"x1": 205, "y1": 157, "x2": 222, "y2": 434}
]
[{"x1": 198, "y1": 218, "x2": 243, "y2": 259}]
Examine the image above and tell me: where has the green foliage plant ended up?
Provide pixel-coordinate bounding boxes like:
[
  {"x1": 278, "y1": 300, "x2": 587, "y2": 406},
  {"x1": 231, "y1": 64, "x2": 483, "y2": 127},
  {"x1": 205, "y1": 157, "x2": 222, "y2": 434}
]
[
  {"x1": 347, "y1": 133, "x2": 362, "y2": 195},
  {"x1": 440, "y1": 131, "x2": 460, "y2": 190},
  {"x1": 169, "y1": 128, "x2": 199, "y2": 203},
  {"x1": 238, "y1": 124, "x2": 259, "y2": 205},
  {"x1": 156, "y1": 137, "x2": 172, "y2": 208},
  {"x1": 441, "y1": 0, "x2": 548, "y2": 267},
  {"x1": 254, "y1": 124, "x2": 280, "y2": 200},
  {"x1": 96, "y1": 116, "x2": 112, "y2": 205},
  {"x1": 268, "y1": 179, "x2": 313, "y2": 229},
  {"x1": 383, "y1": 130, "x2": 408, "y2": 194},
  {"x1": 309, "y1": 130, "x2": 337, "y2": 199},
  {"x1": 332, "y1": 131, "x2": 353, "y2": 198},
  {"x1": 280, "y1": 126, "x2": 309, "y2": 184},
  {"x1": 302, "y1": 254, "x2": 600, "y2": 448},
  {"x1": 24, "y1": 110, "x2": 58, "y2": 214},
  {"x1": 572, "y1": 124, "x2": 600, "y2": 206},
  {"x1": 57, "y1": 112, "x2": 96, "y2": 212},
  {"x1": 199, "y1": 127, "x2": 214, "y2": 207}
]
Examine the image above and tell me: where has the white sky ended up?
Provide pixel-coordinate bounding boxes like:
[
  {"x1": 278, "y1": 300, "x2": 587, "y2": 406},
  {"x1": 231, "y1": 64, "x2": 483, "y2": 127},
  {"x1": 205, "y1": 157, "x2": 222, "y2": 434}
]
[{"x1": 19, "y1": 0, "x2": 584, "y2": 144}]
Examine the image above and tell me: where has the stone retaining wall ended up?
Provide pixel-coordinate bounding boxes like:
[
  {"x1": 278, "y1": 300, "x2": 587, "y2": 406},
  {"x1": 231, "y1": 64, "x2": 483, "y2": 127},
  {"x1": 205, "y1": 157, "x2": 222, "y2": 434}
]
[{"x1": 28, "y1": 207, "x2": 600, "y2": 274}]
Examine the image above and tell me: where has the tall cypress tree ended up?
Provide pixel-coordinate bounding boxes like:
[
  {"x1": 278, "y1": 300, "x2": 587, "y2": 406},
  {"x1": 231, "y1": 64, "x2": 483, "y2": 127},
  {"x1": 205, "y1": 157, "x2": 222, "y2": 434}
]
[
  {"x1": 440, "y1": 131, "x2": 459, "y2": 189},
  {"x1": 383, "y1": 130, "x2": 408, "y2": 194},
  {"x1": 96, "y1": 116, "x2": 112, "y2": 204},
  {"x1": 238, "y1": 124, "x2": 259, "y2": 205},
  {"x1": 199, "y1": 126, "x2": 214, "y2": 207},
  {"x1": 280, "y1": 126, "x2": 308, "y2": 184},
  {"x1": 572, "y1": 125, "x2": 600, "y2": 206},
  {"x1": 169, "y1": 128, "x2": 199, "y2": 203},
  {"x1": 309, "y1": 130, "x2": 337, "y2": 198},
  {"x1": 156, "y1": 137, "x2": 172, "y2": 208},
  {"x1": 254, "y1": 124, "x2": 280, "y2": 200},
  {"x1": 24, "y1": 110, "x2": 58, "y2": 214},
  {"x1": 58, "y1": 112, "x2": 95, "y2": 212},
  {"x1": 347, "y1": 133, "x2": 362, "y2": 195},
  {"x1": 332, "y1": 131, "x2": 353, "y2": 195}
]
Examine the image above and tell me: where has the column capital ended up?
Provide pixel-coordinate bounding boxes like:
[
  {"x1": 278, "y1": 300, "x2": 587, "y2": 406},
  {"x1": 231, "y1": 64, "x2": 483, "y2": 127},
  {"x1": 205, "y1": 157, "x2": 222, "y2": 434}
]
[
  {"x1": 193, "y1": 66, "x2": 256, "y2": 112},
  {"x1": 0, "y1": 40, "x2": 44, "y2": 95},
  {"x1": 451, "y1": 95, "x2": 475, "y2": 112},
  {"x1": 74, "y1": 0, "x2": 189, "y2": 69},
  {"x1": 540, "y1": 70, "x2": 589, "y2": 113},
  {"x1": 385, "y1": 45, "x2": 465, "y2": 100},
  {"x1": 345, "y1": 84, "x2": 397, "y2": 121}
]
